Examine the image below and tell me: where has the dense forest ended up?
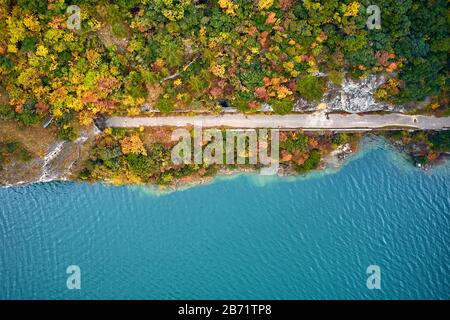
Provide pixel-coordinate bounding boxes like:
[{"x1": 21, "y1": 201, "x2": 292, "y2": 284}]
[
  {"x1": 0, "y1": 0, "x2": 448, "y2": 140},
  {"x1": 81, "y1": 126, "x2": 361, "y2": 185},
  {"x1": 80, "y1": 127, "x2": 450, "y2": 185}
]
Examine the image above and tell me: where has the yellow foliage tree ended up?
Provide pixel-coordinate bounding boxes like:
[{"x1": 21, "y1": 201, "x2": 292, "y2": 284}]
[
  {"x1": 257, "y1": 0, "x2": 274, "y2": 11},
  {"x1": 218, "y1": 0, "x2": 239, "y2": 16},
  {"x1": 344, "y1": 2, "x2": 360, "y2": 17},
  {"x1": 23, "y1": 15, "x2": 41, "y2": 32},
  {"x1": 120, "y1": 134, "x2": 147, "y2": 156}
]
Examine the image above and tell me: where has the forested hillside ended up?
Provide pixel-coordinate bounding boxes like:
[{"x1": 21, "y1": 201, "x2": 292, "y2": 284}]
[{"x1": 0, "y1": 0, "x2": 448, "y2": 139}]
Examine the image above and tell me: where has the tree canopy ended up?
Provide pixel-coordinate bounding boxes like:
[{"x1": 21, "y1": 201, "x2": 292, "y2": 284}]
[{"x1": 0, "y1": 0, "x2": 448, "y2": 138}]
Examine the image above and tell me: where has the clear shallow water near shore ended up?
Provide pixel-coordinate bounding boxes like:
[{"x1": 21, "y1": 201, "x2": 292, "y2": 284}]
[{"x1": 0, "y1": 140, "x2": 449, "y2": 299}]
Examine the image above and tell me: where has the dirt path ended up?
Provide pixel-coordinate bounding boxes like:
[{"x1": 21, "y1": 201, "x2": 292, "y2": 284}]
[{"x1": 105, "y1": 113, "x2": 450, "y2": 131}]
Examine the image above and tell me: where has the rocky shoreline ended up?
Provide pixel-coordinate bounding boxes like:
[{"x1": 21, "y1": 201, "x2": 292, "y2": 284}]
[
  {"x1": 2, "y1": 131, "x2": 447, "y2": 191},
  {"x1": 0, "y1": 124, "x2": 97, "y2": 187},
  {"x1": 1, "y1": 112, "x2": 449, "y2": 189}
]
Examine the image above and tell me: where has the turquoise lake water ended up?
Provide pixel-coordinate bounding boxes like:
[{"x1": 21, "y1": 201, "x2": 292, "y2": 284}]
[{"x1": 0, "y1": 140, "x2": 449, "y2": 299}]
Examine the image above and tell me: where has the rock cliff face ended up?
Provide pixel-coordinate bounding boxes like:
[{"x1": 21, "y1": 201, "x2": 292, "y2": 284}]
[
  {"x1": 293, "y1": 75, "x2": 405, "y2": 113},
  {"x1": 0, "y1": 126, "x2": 96, "y2": 187},
  {"x1": 140, "y1": 74, "x2": 405, "y2": 114}
]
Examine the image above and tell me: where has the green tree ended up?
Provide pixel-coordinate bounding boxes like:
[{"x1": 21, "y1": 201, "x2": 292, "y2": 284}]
[{"x1": 296, "y1": 75, "x2": 324, "y2": 101}]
